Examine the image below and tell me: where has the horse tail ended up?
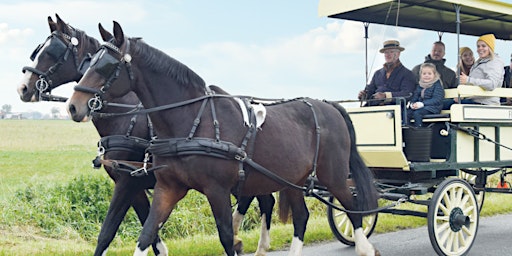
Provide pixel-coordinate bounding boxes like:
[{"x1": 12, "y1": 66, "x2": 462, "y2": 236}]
[
  {"x1": 328, "y1": 101, "x2": 379, "y2": 211},
  {"x1": 278, "y1": 191, "x2": 290, "y2": 223}
]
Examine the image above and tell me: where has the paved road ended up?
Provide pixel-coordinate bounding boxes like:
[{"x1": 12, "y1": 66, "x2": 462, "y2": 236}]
[{"x1": 266, "y1": 213, "x2": 512, "y2": 255}]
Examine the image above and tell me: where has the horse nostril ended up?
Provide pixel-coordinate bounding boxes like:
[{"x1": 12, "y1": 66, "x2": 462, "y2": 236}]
[{"x1": 68, "y1": 104, "x2": 77, "y2": 116}]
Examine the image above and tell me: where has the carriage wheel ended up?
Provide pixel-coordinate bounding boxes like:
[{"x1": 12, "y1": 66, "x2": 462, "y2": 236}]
[
  {"x1": 327, "y1": 196, "x2": 377, "y2": 246},
  {"x1": 427, "y1": 178, "x2": 479, "y2": 256},
  {"x1": 459, "y1": 171, "x2": 485, "y2": 212}
]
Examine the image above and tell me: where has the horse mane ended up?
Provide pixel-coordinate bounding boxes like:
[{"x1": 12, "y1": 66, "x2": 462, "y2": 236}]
[{"x1": 129, "y1": 38, "x2": 206, "y2": 89}]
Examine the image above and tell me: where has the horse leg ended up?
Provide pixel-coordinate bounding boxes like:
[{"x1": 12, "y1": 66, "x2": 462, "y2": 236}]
[
  {"x1": 232, "y1": 195, "x2": 254, "y2": 254},
  {"x1": 131, "y1": 189, "x2": 168, "y2": 256},
  {"x1": 255, "y1": 194, "x2": 275, "y2": 256},
  {"x1": 93, "y1": 178, "x2": 134, "y2": 256},
  {"x1": 205, "y1": 187, "x2": 237, "y2": 256},
  {"x1": 329, "y1": 187, "x2": 377, "y2": 256},
  {"x1": 134, "y1": 182, "x2": 188, "y2": 256},
  {"x1": 281, "y1": 190, "x2": 309, "y2": 256}
]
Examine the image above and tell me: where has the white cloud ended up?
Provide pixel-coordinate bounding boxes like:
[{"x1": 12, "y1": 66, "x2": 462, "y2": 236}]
[
  {"x1": 0, "y1": 23, "x2": 33, "y2": 44},
  {"x1": 164, "y1": 21, "x2": 369, "y2": 100}
]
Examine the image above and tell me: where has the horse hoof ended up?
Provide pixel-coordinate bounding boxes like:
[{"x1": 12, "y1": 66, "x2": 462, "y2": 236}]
[
  {"x1": 375, "y1": 249, "x2": 381, "y2": 256},
  {"x1": 234, "y1": 241, "x2": 243, "y2": 255}
]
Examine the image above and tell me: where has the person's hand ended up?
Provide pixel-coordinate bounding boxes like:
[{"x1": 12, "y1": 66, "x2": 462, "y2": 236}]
[
  {"x1": 373, "y1": 92, "x2": 386, "y2": 100},
  {"x1": 412, "y1": 101, "x2": 425, "y2": 109},
  {"x1": 358, "y1": 90, "x2": 367, "y2": 100},
  {"x1": 460, "y1": 72, "x2": 468, "y2": 84}
]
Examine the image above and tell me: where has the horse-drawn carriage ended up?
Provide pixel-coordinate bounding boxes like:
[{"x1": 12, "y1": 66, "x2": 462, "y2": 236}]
[
  {"x1": 320, "y1": 0, "x2": 512, "y2": 255},
  {"x1": 17, "y1": 1, "x2": 512, "y2": 256}
]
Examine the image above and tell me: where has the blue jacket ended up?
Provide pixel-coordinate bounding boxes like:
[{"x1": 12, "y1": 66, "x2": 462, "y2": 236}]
[
  {"x1": 410, "y1": 80, "x2": 444, "y2": 114},
  {"x1": 365, "y1": 63, "x2": 416, "y2": 102}
]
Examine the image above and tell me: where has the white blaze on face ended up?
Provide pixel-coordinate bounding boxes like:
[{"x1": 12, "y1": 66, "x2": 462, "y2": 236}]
[{"x1": 17, "y1": 39, "x2": 52, "y2": 101}]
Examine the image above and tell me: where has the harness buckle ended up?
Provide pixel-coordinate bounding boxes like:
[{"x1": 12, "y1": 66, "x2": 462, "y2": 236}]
[
  {"x1": 235, "y1": 151, "x2": 247, "y2": 161},
  {"x1": 131, "y1": 152, "x2": 150, "y2": 177},
  {"x1": 88, "y1": 95, "x2": 103, "y2": 111}
]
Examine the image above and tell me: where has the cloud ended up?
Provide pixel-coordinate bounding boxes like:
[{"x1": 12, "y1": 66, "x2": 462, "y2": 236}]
[
  {"x1": 163, "y1": 21, "x2": 369, "y2": 100},
  {"x1": 0, "y1": 23, "x2": 33, "y2": 44}
]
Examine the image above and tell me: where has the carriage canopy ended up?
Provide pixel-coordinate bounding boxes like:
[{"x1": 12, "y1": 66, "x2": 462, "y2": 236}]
[{"x1": 318, "y1": 0, "x2": 512, "y2": 40}]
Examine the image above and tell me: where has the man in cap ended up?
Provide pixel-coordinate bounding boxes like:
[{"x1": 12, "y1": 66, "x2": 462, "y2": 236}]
[
  {"x1": 358, "y1": 39, "x2": 416, "y2": 106},
  {"x1": 412, "y1": 41, "x2": 457, "y2": 89}
]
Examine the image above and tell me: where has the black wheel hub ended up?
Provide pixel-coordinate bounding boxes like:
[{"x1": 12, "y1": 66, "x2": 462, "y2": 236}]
[{"x1": 449, "y1": 207, "x2": 470, "y2": 232}]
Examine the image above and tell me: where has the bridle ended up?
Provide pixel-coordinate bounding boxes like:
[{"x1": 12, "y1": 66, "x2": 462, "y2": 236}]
[
  {"x1": 74, "y1": 39, "x2": 134, "y2": 112},
  {"x1": 22, "y1": 27, "x2": 88, "y2": 102}
]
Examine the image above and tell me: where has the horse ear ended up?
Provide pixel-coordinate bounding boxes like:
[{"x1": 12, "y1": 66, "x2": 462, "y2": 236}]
[
  {"x1": 112, "y1": 21, "x2": 125, "y2": 47},
  {"x1": 48, "y1": 16, "x2": 57, "y2": 32},
  {"x1": 55, "y1": 14, "x2": 69, "y2": 34},
  {"x1": 98, "y1": 23, "x2": 113, "y2": 42}
]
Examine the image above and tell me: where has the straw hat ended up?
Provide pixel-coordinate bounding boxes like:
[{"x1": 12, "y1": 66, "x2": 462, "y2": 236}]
[{"x1": 379, "y1": 40, "x2": 405, "y2": 53}]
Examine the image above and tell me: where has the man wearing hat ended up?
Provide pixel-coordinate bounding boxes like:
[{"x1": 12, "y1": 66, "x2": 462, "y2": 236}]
[
  {"x1": 358, "y1": 39, "x2": 416, "y2": 106},
  {"x1": 412, "y1": 41, "x2": 458, "y2": 89}
]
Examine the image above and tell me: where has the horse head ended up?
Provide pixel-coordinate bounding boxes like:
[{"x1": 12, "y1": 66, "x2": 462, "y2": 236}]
[
  {"x1": 67, "y1": 21, "x2": 134, "y2": 122},
  {"x1": 17, "y1": 14, "x2": 99, "y2": 102}
]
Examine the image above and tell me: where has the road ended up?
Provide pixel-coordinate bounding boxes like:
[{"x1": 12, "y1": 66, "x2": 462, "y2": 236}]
[{"x1": 266, "y1": 213, "x2": 512, "y2": 255}]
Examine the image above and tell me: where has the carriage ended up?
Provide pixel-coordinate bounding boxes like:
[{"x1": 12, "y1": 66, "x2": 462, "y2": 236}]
[
  {"x1": 319, "y1": 1, "x2": 512, "y2": 255},
  {"x1": 19, "y1": 1, "x2": 512, "y2": 256}
]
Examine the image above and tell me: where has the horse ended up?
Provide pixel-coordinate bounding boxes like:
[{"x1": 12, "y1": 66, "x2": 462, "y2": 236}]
[
  {"x1": 67, "y1": 21, "x2": 380, "y2": 256},
  {"x1": 18, "y1": 14, "x2": 276, "y2": 256}
]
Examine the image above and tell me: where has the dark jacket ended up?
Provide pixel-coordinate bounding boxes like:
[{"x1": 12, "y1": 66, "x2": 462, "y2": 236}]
[
  {"x1": 365, "y1": 63, "x2": 416, "y2": 105},
  {"x1": 412, "y1": 55, "x2": 458, "y2": 89},
  {"x1": 410, "y1": 80, "x2": 444, "y2": 114},
  {"x1": 504, "y1": 66, "x2": 511, "y2": 88}
]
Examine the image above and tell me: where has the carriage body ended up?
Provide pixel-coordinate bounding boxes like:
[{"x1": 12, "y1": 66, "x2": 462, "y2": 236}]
[
  {"x1": 320, "y1": 1, "x2": 512, "y2": 255},
  {"x1": 347, "y1": 86, "x2": 512, "y2": 183}
]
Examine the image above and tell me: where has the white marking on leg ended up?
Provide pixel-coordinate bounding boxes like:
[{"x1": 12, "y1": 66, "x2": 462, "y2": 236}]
[
  {"x1": 354, "y1": 227, "x2": 375, "y2": 256},
  {"x1": 155, "y1": 240, "x2": 168, "y2": 256},
  {"x1": 288, "y1": 236, "x2": 303, "y2": 256},
  {"x1": 255, "y1": 213, "x2": 270, "y2": 256},
  {"x1": 100, "y1": 248, "x2": 108, "y2": 256},
  {"x1": 232, "y1": 210, "x2": 244, "y2": 242},
  {"x1": 133, "y1": 242, "x2": 149, "y2": 256}
]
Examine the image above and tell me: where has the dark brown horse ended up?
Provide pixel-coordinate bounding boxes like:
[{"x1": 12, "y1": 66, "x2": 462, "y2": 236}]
[
  {"x1": 18, "y1": 14, "x2": 275, "y2": 256},
  {"x1": 17, "y1": 14, "x2": 166, "y2": 256},
  {"x1": 67, "y1": 21, "x2": 379, "y2": 256}
]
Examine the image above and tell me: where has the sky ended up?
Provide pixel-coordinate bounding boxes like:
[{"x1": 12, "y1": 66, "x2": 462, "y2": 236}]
[{"x1": 2, "y1": 0, "x2": 512, "y2": 115}]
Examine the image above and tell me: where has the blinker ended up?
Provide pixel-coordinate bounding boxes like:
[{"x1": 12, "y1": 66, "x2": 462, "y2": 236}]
[{"x1": 46, "y1": 37, "x2": 68, "y2": 60}]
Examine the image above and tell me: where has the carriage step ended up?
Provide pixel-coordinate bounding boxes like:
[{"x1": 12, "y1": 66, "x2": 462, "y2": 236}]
[{"x1": 380, "y1": 192, "x2": 408, "y2": 201}]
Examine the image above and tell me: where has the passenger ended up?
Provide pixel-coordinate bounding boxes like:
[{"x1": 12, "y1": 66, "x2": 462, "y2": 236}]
[
  {"x1": 502, "y1": 53, "x2": 512, "y2": 105},
  {"x1": 457, "y1": 33, "x2": 504, "y2": 105},
  {"x1": 504, "y1": 54, "x2": 512, "y2": 88},
  {"x1": 458, "y1": 47, "x2": 475, "y2": 75},
  {"x1": 407, "y1": 63, "x2": 444, "y2": 127},
  {"x1": 412, "y1": 41, "x2": 458, "y2": 89},
  {"x1": 358, "y1": 39, "x2": 416, "y2": 106}
]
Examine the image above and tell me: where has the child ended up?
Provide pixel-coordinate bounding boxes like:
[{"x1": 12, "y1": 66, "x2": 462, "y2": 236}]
[{"x1": 408, "y1": 63, "x2": 445, "y2": 127}]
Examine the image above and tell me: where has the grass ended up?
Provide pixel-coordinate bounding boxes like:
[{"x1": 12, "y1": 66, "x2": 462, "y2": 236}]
[{"x1": 0, "y1": 119, "x2": 512, "y2": 255}]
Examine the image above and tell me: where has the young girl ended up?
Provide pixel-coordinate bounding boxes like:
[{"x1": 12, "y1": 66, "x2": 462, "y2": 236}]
[{"x1": 408, "y1": 63, "x2": 445, "y2": 127}]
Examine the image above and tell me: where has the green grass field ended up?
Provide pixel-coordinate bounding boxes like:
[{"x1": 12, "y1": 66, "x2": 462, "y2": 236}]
[{"x1": 1, "y1": 119, "x2": 511, "y2": 256}]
